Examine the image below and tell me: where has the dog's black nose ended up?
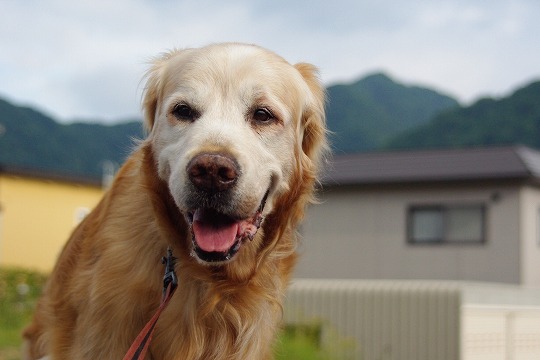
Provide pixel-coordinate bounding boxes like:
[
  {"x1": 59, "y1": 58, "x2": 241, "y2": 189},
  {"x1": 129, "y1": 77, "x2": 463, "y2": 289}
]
[{"x1": 187, "y1": 153, "x2": 239, "y2": 193}]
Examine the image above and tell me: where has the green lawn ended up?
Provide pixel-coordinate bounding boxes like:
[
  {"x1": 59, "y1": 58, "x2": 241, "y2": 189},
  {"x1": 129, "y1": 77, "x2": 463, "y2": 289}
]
[
  {"x1": 0, "y1": 268, "x2": 47, "y2": 360},
  {"x1": 274, "y1": 324, "x2": 333, "y2": 360},
  {"x1": 0, "y1": 268, "x2": 340, "y2": 360}
]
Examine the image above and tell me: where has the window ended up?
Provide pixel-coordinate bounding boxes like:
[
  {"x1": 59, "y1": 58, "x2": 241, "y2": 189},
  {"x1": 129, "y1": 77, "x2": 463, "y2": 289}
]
[{"x1": 407, "y1": 204, "x2": 485, "y2": 244}]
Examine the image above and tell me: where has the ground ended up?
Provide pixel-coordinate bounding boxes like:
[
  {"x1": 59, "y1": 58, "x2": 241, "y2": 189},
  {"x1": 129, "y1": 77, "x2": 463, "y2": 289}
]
[{"x1": 0, "y1": 267, "x2": 334, "y2": 360}]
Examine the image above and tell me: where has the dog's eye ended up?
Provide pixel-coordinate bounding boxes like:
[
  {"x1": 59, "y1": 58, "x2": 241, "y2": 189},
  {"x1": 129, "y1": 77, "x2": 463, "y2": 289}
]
[
  {"x1": 172, "y1": 104, "x2": 198, "y2": 122},
  {"x1": 252, "y1": 108, "x2": 275, "y2": 124}
]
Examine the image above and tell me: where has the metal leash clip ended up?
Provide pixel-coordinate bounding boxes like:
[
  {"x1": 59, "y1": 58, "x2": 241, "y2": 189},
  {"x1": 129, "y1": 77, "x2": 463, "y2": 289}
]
[{"x1": 161, "y1": 247, "x2": 178, "y2": 298}]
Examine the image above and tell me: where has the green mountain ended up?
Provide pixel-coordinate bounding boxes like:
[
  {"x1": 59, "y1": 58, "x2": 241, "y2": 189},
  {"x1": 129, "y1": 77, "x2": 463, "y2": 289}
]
[
  {"x1": 2, "y1": 74, "x2": 539, "y2": 181},
  {"x1": 0, "y1": 98, "x2": 143, "y2": 181},
  {"x1": 3, "y1": 72, "x2": 458, "y2": 180},
  {"x1": 385, "y1": 80, "x2": 540, "y2": 150},
  {"x1": 326, "y1": 73, "x2": 459, "y2": 153}
]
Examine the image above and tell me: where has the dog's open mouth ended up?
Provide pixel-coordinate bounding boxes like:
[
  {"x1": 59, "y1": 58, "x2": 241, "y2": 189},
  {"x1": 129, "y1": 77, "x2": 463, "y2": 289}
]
[{"x1": 187, "y1": 194, "x2": 267, "y2": 263}]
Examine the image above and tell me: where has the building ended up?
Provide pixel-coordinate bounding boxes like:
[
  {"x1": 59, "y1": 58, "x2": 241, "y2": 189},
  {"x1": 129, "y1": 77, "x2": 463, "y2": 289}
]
[
  {"x1": 296, "y1": 146, "x2": 540, "y2": 288},
  {"x1": 0, "y1": 166, "x2": 104, "y2": 272}
]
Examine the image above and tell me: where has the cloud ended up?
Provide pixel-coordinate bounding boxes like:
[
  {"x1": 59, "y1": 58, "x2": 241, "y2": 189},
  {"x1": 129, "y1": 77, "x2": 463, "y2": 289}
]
[{"x1": 0, "y1": 0, "x2": 539, "y2": 122}]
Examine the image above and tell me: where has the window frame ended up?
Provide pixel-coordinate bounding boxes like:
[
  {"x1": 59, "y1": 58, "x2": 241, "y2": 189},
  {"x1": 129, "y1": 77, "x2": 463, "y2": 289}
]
[{"x1": 407, "y1": 203, "x2": 487, "y2": 245}]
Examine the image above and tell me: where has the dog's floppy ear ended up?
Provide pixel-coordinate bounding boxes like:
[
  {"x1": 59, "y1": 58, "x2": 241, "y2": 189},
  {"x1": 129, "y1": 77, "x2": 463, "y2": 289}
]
[
  {"x1": 142, "y1": 51, "x2": 177, "y2": 132},
  {"x1": 294, "y1": 63, "x2": 328, "y2": 174}
]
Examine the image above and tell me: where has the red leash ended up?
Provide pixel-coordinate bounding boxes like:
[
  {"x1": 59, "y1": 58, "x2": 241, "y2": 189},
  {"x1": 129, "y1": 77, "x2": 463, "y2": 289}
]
[{"x1": 123, "y1": 248, "x2": 178, "y2": 360}]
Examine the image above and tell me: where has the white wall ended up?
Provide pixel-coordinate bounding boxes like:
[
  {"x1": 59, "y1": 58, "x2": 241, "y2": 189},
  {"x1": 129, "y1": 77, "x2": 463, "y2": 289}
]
[
  {"x1": 462, "y1": 305, "x2": 540, "y2": 360},
  {"x1": 297, "y1": 182, "x2": 522, "y2": 284},
  {"x1": 520, "y1": 185, "x2": 540, "y2": 287}
]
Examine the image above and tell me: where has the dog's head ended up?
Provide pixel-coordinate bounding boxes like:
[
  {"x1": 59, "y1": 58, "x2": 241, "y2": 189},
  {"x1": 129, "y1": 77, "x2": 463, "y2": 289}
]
[{"x1": 142, "y1": 43, "x2": 326, "y2": 265}]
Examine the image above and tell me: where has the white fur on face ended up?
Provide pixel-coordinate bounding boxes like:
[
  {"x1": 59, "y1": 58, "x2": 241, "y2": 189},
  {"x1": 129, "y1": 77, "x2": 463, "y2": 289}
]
[{"x1": 148, "y1": 44, "x2": 310, "y2": 219}]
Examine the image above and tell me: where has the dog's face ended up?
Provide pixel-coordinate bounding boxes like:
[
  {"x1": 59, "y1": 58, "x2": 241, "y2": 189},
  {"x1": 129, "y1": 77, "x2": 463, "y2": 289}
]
[{"x1": 143, "y1": 43, "x2": 325, "y2": 265}]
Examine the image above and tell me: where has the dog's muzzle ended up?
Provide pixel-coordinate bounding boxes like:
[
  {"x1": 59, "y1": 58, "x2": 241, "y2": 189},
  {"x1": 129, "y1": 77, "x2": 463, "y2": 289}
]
[{"x1": 185, "y1": 152, "x2": 266, "y2": 264}]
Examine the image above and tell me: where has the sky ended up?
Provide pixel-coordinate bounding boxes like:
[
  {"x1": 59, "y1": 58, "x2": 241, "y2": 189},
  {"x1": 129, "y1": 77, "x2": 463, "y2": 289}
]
[{"x1": 1, "y1": 0, "x2": 539, "y2": 123}]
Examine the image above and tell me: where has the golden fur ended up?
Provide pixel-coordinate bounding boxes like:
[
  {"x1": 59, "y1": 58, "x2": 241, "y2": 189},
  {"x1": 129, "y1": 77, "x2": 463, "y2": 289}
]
[{"x1": 23, "y1": 43, "x2": 327, "y2": 360}]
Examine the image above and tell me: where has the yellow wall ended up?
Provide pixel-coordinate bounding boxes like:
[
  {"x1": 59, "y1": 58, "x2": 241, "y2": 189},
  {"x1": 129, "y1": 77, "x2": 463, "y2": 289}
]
[{"x1": 0, "y1": 174, "x2": 104, "y2": 272}]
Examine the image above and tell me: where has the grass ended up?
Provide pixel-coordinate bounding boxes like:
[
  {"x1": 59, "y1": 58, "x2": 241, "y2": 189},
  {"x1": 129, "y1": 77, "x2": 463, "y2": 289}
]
[
  {"x1": 0, "y1": 268, "x2": 349, "y2": 359},
  {"x1": 0, "y1": 267, "x2": 47, "y2": 360},
  {"x1": 274, "y1": 323, "x2": 333, "y2": 360}
]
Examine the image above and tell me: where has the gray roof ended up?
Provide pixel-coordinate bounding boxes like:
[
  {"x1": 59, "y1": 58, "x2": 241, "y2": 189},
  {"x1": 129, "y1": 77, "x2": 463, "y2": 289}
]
[{"x1": 322, "y1": 146, "x2": 540, "y2": 186}]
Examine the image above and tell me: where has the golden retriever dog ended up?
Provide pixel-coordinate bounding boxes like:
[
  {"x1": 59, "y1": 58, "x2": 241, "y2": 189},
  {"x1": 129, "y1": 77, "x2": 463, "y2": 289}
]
[{"x1": 22, "y1": 43, "x2": 327, "y2": 360}]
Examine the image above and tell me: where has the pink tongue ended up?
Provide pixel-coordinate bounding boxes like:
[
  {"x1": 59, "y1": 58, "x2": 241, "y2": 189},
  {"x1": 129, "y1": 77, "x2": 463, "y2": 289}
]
[{"x1": 192, "y1": 209, "x2": 240, "y2": 252}]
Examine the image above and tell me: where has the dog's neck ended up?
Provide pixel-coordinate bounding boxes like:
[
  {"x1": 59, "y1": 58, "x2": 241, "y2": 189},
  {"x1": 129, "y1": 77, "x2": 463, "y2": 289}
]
[{"x1": 135, "y1": 143, "x2": 297, "y2": 358}]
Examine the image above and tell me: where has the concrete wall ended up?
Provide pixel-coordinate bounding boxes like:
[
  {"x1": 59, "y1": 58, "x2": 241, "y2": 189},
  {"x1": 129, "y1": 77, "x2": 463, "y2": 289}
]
[
  {"x1": 462, "y1": 305, "x2": 540, "y2": 360},
  {"x1": 297, "y1": 182, "x2": 522, "y2": 284},
  {"x1": 284, "y1": 280, "x2": 540, "y2": 360}
]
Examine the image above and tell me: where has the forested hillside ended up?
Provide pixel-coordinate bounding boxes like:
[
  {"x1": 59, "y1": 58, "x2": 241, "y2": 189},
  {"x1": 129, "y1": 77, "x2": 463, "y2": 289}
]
[
  {"x1": 385, "y1": 80, "x2": 540, "y2": 151},
  {"x1": 1, "y1": 74, "x2": 539, "y2": 181},
  {"x1": 0, "y1": 98, "x2": 143, "y2": 180},
  {"x1": 326, "y1": 73, "x2": 459, "y2": 153}
]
